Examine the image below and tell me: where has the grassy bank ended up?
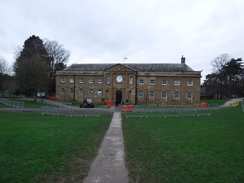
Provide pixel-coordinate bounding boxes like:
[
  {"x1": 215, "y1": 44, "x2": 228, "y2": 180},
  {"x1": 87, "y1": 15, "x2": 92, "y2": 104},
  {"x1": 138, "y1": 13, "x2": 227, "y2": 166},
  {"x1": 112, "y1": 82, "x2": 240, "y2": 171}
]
[
  {"x1": 0, "y1": 112, "x2": 112, "y2": 183},
  {"x1": 123, "y1": 106, "x2": 244, "y2": 183}
]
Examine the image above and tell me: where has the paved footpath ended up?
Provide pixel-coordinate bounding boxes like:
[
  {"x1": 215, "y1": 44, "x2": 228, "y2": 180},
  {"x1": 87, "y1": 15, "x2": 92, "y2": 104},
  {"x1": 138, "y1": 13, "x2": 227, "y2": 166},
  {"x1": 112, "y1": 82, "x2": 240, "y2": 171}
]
[
  {"x1": 219, "y1": 97, "x2": 244, "y2": 108},
  {"x1": 83, "y1": 111, "x2": 129, "y2": 183}
]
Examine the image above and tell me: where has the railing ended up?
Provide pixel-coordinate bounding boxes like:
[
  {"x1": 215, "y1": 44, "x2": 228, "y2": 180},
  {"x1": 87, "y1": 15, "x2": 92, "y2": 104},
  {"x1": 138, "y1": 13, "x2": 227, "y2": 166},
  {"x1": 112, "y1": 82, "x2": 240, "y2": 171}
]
[
  {"x1": 41, "y1": 106, "x2": 101, "y2": 117},
  {"x1": 36, "y1": 98, "x2": 73, "y2": 107},
  {"x1": 0, "y1": 98, "x2": 24, "y2": 108},
  {"x1": 123, "y1": 106, "x2": 211, "y2": 118}
]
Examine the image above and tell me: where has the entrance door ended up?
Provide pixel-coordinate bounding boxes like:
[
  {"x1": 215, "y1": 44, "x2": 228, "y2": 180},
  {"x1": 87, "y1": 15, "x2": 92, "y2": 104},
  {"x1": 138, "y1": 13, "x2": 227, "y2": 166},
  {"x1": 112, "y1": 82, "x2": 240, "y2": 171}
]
[{"x1": 116, "y1": 90, "x2": 122, "y2": 104}]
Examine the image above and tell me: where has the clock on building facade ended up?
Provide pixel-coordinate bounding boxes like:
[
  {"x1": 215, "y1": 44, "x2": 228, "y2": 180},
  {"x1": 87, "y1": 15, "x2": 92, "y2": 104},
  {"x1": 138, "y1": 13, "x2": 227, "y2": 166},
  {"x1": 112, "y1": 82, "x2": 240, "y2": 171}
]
[
  {"x1": 56, "y1": 58, "x2": 201, "y2": 105},
  {"x1": 116, "y1": 75, "x2": 123, "y2": 83}
]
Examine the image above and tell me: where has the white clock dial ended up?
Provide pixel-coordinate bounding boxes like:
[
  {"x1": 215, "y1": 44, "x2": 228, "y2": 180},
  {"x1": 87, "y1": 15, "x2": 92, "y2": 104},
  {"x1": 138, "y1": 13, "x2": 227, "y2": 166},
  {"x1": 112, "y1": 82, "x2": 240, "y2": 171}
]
[{"x1": 116, "y1": 75, "x2": 123, "y2": 82}]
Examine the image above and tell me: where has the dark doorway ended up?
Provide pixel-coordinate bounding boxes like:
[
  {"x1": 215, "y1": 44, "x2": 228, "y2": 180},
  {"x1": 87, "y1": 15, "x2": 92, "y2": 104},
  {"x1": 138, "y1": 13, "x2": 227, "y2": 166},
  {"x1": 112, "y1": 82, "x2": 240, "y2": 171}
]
[{"x1": 116, "y1": 90, "x2": 122, "y2": 104}]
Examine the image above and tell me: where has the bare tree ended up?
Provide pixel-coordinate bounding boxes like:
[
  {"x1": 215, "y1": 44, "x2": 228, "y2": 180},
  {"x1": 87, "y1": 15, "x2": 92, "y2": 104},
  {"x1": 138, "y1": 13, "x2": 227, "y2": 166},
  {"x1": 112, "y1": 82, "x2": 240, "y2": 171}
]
[
  {"x1": 2, "y1": 74, "x2": 15, "y2": 97},
  {"x1": 0, "y1": 56, "x2": 10, "y2": 95},
  {"x1": 44, "y1": 39, "x2": 70, "y2": 95},
  {"x1": 14, "y1": 46, "x2": 22, "y2": 61},
  {"x1": 211, "y1": 54, "x2": 231, "y2": 73},
  {"x1": 0, "y1": 56, "x2": 9, "y2": 74},
  {"x1": 44, "y1": 39, "x2": 70, "y2": 66}
]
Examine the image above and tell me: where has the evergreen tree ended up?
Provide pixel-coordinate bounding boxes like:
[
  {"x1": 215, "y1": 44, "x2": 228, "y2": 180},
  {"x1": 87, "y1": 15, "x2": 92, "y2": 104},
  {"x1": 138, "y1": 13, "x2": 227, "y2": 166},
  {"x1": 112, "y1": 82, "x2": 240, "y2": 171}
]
[
  {"x1": 14, "y1": 35, "x2": 50, "y2": 97},
  {"x1": 203, "y1": 54, "x2": 243, "y2": 98},
  {"x1": 222, "y1": 58, "x2": 243, "y2": 97}
]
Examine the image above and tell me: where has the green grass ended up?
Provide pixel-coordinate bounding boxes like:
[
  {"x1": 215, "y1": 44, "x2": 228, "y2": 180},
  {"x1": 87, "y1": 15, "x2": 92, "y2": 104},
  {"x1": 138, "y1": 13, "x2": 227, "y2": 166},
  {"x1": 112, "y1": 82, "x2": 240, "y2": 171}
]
[
  {"x1": 123, "y1": 106, "x2": 244, "y2": 183},
  {"x1": 0, "y1": 103, "x2": 11, "y2": 108},
  {"x1": 0, "y1": 112, "x2": 112, "y2": 183},
  {"x1": 200, "y1": 99, "x2": 228, "y2": 106}
]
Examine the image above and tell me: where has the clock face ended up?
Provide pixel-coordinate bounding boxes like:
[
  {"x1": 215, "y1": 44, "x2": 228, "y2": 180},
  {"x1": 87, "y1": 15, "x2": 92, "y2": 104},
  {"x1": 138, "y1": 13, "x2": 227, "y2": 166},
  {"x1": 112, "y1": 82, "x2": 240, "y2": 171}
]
[{"x1": 116, "y1": 75, "x2": 123, "y2": 82}]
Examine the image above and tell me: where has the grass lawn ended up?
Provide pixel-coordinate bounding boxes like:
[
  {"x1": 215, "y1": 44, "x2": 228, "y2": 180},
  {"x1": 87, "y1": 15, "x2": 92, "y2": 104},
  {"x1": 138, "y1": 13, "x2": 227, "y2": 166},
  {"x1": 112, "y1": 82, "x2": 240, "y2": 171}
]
[
  {"x1": 123, "y1": 106, "x2": 244, "y2": 183},
  {"x1": 0, "y1": 112, "x2": 112, "y2": 183},
  {"x1": 0, "y1": 103, "x2": 12, "y2": 108}
]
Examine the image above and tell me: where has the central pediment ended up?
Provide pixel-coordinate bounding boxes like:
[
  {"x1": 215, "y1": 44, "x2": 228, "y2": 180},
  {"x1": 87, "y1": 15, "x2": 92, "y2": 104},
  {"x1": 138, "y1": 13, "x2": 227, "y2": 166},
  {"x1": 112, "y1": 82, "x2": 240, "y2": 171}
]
[{"x1": 104, "y1": 64, "x2": 137, "y2": 72}]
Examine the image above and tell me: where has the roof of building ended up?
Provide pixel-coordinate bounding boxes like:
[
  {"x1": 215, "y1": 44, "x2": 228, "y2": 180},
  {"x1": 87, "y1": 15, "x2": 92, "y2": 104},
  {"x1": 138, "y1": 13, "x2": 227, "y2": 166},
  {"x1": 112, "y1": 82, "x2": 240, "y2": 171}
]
[{"x1": 66, "y1": 63, "x2": 195, "y2": 72}]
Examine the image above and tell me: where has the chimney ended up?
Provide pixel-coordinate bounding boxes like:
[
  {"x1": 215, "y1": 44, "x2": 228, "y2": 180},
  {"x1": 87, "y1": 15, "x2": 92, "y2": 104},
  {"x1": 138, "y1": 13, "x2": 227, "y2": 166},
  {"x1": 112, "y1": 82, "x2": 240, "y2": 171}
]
[{"x1": 181, "y1": 55, "x2": 185, "y2": 64}]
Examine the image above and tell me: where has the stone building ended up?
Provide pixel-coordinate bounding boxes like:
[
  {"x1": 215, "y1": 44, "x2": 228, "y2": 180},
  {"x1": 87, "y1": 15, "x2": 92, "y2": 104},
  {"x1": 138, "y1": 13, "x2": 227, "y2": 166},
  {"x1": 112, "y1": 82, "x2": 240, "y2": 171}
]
[{"x1": 56, "y1": 56, "x2": 201, "y2": 105}]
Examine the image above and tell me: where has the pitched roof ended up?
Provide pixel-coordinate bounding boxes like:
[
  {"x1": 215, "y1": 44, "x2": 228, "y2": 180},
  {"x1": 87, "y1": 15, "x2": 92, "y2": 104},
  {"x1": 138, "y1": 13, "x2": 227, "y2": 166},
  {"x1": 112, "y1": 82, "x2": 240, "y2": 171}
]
[{"x1": 66, "y1": 63, "x2": 195, "y2": 72}]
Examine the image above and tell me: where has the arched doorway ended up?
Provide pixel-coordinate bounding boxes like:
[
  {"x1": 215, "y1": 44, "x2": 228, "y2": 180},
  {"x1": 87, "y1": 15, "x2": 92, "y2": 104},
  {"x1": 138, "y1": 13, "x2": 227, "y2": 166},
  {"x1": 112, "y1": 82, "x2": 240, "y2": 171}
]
[{"x1": 116, "y1": 90, "x2": 122, "y2": 104}]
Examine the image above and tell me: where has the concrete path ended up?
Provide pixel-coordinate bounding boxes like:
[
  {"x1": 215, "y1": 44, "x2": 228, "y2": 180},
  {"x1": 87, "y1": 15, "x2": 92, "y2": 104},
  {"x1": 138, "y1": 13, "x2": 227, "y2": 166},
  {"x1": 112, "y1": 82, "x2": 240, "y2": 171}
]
[
  {"x1": 83, "y1": 111, "x2": 129, "y2": 183},
  {"x1": 219, "y1": 97, "x2": 244, "y2": 108}
]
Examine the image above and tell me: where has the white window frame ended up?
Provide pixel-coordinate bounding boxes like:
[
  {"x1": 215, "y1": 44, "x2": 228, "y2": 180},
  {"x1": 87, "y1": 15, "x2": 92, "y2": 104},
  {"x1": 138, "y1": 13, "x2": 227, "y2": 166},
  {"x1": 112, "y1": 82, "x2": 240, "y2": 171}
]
[
  {"x1": 89, "y1": 89, "x2": 93, "y2": 95},
  {"x1": 70, "y1": 88, "x2": 74, "y2": 94},
  {"x1": 129, "y1": 76, "x2": 133, "y2": 84},
  {"x1": 174, "y1": 80, "x2": 180, "y2": 86},
  {"x1": 79, "y1": 78, "x2": 84, "y2": 83},
  {"x1": 161, "y1": 91, "x2": 167, "y2": 98},
  {"x1": 61, "y1": 78, "x2": 65, "y2": 83},
  {"x1": 150, "y1": 80, "x2": 155, "y2": 85},
  {"x1": 174, "y1": 92, "x2": 180, "y2": 99},
  {"x1": 106, "y1": 76, "x2": 110, "y2": 84},
  {"x1": 98, "y1": 79, "x2": 103, "y2": 84},
  {"x1": 97, "y1": 89, "x2": 102, "y2": 95},
  {"x1": 149, "y1": 91, "x2": 155, "y2": 98},
  {"x1": 89, "y1": 79, "x2": 94, "y2": 83},
  {"x1": 162, "y1": 80, "x2": 168, "y2": 85},
  {"x1": 187, "y1": 80, "x2": 193, "y2": 86},
  {"x1": 187, "y1": 92, "x2": 192, "y2": 99},
  {"x1": 70, "y1": 78, "x2": 74, "y2": 83},
  {"x1": 139, "y1": 79, "x2": 144, "y2": 84},
  {"x1": 79, "y1": 89, "x2": 83, "y2": 95},
  {"x1": 61, "y1": 88, "x2": 65, "y2": 94},
  {"x1": 138, "y1": 91, "x2": 144, "y2": 97}
]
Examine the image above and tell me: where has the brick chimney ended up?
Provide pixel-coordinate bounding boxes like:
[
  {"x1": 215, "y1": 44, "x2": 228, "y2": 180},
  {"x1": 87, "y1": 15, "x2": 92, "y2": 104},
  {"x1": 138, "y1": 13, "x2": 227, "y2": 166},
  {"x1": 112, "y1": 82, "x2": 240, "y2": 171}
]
[{"x1": 181, "y1": 55, "x2": 185, "y2": 64}]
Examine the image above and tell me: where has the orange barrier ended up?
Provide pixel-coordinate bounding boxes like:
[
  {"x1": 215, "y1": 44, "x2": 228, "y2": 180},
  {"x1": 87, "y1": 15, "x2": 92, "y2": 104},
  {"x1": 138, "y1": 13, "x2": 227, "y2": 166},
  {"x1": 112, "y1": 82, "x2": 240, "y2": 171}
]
[
  {"x1": 198, "y1": 102, "x2": 208, "y2": 107},
  {"x1": 105, "y1": 101, "x2": 113, "y2": 105},
  {"x1": 121, "y1": 105, "x2": 134, "y2": 111},
  {"x1": 50, "y1": 97, "x2": 57, "y2": 101}
]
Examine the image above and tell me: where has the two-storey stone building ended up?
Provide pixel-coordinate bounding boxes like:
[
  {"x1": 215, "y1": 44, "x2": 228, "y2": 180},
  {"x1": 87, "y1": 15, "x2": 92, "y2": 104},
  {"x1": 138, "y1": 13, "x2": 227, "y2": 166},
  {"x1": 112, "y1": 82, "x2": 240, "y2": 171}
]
[{"x1": 56, "y1": 56, "x2": 201, "y2": 105}]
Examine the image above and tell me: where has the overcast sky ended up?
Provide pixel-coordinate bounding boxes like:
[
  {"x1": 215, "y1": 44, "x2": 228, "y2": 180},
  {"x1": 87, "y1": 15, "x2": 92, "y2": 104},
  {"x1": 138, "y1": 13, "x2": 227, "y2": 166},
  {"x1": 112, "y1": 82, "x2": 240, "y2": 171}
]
[{"x1": 1, "y1": 0, "x2": 244, "y2": 83}]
